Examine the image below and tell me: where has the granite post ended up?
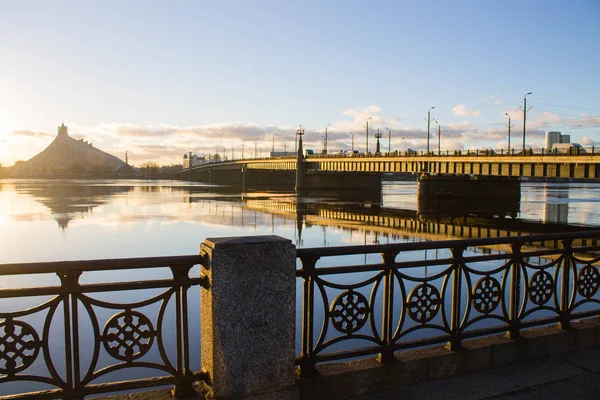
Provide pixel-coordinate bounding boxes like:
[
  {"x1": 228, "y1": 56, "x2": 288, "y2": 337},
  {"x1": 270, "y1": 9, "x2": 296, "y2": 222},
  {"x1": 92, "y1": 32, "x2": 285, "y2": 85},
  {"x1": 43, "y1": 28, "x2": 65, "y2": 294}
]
[{"x1": 200, "y1": 236, "x2": 297, "y2": 399}]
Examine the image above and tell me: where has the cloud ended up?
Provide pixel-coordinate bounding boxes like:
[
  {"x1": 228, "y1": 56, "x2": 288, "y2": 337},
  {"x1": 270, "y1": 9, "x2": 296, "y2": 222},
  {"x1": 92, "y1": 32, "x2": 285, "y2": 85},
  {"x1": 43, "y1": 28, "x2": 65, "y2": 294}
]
[
  {"x1": 481, "y1": 96, "x2": 502, "y2": 105},
  {"x1": 97, "y1": 122, "x2": 296, "y2": 142},
  {"x1": 451, "y1": 104, "x2": 482, "y2": 117},
  {"x1": 9, "y1": 130, "x2": 54, "y2": 139},
  {"x1": 5, "y1": 105, "x2": 597, "y2": 166},
  {"x1": 540, "y1": 112, "x2": 561, "y2": 124},
  {"x1": 342, "y1": 105, "x2": 382, "y2": 120},
  {"x1": 578, "y1": 136, "x2": 600, "y2": 146}
]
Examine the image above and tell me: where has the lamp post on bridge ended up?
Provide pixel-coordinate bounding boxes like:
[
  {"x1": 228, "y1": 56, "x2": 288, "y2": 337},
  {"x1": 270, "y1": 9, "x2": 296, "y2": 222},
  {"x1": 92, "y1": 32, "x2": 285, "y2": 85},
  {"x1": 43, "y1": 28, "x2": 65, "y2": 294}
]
[
  {"x1": 324, "y1": 124, "x2": 331, "y2": 154},
  {"x1": 521, "y1": 92, "x2": 532, "y2": 152},
  {"x1": 431, "y1": 119, "x2": 441, "y2": 155},
  {"x1": 364, "y1": 117, "x2": 372, "y2": 154},
  {"x1": 386, "y1": 127, "x2": 391, "y2": 153},
  {"x1": 296, "y1": 125, "x2": 305, "y2": 155},
  {"x1": 426, "y1": 106, "x2": 435, "y2": 154},
  {"x1": 375, "y1": 129, "x2": 382, "y2": 154},
  {"x1": 272, "y1": 135, "x2": 275, "y2": 156},
  {"x1": 505, "y1": 113, "x2": 513, "y2": 153}
]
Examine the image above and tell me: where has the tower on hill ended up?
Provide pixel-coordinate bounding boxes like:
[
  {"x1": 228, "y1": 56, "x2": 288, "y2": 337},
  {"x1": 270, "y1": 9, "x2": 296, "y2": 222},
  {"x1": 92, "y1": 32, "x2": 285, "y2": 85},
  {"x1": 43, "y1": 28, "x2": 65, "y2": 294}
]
[{"x1": 12, "y1": 123, "x2": 137, "y2": 177}]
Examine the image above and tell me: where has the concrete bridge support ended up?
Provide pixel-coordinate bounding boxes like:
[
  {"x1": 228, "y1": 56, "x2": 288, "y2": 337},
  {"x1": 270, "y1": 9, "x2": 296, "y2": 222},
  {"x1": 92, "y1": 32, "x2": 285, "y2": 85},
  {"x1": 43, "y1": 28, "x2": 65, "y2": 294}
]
[{"x1": 417, "y1": 175, "x2": 521, "y2": 218}]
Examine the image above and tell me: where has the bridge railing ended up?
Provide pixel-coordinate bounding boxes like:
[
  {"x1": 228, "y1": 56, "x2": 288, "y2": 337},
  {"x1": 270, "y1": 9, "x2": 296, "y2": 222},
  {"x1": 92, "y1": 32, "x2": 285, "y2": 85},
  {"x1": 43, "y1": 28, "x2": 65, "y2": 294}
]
[
  {"x1": 184, "y1": 148, "x2": 598, "y2": 166},
  {"x1": 302, "y1": 147, "x2": 597, "y2": 159},
  {"x1": 295, "y1": 231, "x2": 600, "y2": 377},
  {"x1": 0, "y1": 255, "x2": 208, "y2": 399}
]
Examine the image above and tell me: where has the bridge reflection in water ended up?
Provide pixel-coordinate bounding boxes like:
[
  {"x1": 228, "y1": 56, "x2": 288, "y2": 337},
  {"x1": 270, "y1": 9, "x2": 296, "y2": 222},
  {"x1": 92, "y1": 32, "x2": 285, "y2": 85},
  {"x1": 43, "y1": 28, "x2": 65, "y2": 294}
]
[
  {"x1": 10, "y1": 179, "x2": 595, "y2": 249},
  {"x1": 181, "y1": 184, "x2": 596, "y2": 253}
]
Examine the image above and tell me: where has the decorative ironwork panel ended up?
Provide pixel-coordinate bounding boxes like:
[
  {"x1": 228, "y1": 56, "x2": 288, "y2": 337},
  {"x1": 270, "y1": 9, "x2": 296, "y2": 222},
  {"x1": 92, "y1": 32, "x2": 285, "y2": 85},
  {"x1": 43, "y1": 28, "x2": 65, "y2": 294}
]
[
  {"x1": 577, "y1": 265, "x2": 600, "y2": 298},
  {"x1": 528, "y1": 270, "x2": 555, "y2": 306},
  {"x1": 0, "y1": 318, "x2": 41, "y2": 376},
  {"x1": 406, "y1": 283, "x2": 441, "y2": 323},
  {"x1": 0, "y1": 254, "x2": 205, "y2": 399},
  {"x1": 296, "y1": 231, "x2": 600, "y2": 374},
  {"x1": 102, "y1": 310, "x2": 155, "y2": 361},
  {"x1": 329, "y1": 290, "x2": 369, "y2": 334},
  {"x1": 472, "y1": 276, "x2": 501, "y2": 314}
]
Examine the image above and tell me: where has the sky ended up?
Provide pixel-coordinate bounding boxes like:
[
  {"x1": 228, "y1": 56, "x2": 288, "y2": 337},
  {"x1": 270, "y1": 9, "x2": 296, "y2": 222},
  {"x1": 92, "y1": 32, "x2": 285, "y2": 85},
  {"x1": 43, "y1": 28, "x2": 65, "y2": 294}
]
[{"x1": 1, "y1": 0, "x2": 599, "y2": 166}]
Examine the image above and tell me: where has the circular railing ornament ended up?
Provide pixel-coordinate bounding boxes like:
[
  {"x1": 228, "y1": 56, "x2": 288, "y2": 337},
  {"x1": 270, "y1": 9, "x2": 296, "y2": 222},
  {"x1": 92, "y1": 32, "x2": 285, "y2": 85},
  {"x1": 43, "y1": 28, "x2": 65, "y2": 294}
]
[
  {"x1": 472, "y1": 276, "x2": 501, "y2": 314},
  {"x1": 577, "y1": 266, "x2": 600, "y2": 298},
  {"x1": 529, "y1": 271, "x2": 554, "y2": 305},
  {"x1": 103, "y1": 310, "x2": 155, "y2": 361},
  {"x1": 0, "y1": 318, "x2": 41, "y2": 376},
  {"x1": 407, "y1": 283, "x2": 441, "y2": 323},
  {"x1": 329, "y1": 290, "x2": 369, "y2": 334}
]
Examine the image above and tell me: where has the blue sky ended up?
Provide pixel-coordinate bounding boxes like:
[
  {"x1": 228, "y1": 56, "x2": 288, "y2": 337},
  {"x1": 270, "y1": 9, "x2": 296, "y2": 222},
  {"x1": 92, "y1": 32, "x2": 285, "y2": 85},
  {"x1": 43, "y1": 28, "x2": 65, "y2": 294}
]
[{"x1": 1, "y1": 0, "x2": 599, "y2": 165}]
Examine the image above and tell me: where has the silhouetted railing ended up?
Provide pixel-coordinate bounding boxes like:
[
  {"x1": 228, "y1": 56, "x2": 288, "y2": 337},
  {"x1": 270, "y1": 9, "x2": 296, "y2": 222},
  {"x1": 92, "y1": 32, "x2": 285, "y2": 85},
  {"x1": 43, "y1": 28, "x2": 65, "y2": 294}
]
[
  {"x1": 3, "y1": 232, "x2": 600, "y2": 397},
  {"x1": 0, "y1": 256, "x2": 208, "y2": 399},
  {"x1": 295, "y1": 231, "x2": 600, "y2": 377}
]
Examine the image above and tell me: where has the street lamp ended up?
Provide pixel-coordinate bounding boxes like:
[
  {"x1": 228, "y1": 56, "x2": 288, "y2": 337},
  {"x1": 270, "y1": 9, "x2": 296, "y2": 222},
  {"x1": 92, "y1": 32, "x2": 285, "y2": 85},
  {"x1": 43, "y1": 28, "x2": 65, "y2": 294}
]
[
  {"x1": 505, "y1": 113, "x2": 513, "y2": 153},
  {"x1": 521, "y1": 92, "x2": 532, "y2": 152},
  {"x1": 427, "y1": 107, "x2": 435, "y2": 153},
  {"x1": 374, "y1": 129, "x2": 382, "y2": 154},
  {"x1": 296, "y1": 125, "x2": 305, "y2": 156},
  {"x1": 364, "y1": 117, "x2": 372, "y2": 154},
  {"x1": 432, "y1": 119, "x2": 441, "y2": 154},
  {"x1": 272, "y1": 134, "x2": 276, "y2": 156},
  {"x1": 324, "y1": 124, "x2": 331, "y2": 154},
  {"x1": 386, "y1": 127, "x2": 391, "y2": 153}
]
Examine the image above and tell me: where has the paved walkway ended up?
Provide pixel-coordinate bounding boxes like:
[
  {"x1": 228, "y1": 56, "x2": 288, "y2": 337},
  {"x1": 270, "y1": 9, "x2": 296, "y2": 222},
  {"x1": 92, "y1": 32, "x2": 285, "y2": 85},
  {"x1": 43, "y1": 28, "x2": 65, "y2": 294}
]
[
  {"x1": 95, "y1": 347, "x2": 600, "y2": 399},
  {"x1": 356, "y1": 346, "x2": 600, "y2": 400}
]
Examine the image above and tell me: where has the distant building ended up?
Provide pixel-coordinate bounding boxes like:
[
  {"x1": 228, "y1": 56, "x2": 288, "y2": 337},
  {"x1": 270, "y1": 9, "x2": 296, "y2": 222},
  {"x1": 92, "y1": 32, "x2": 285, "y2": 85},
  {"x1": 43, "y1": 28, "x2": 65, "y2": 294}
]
[
  {"x1": 545, "y1": 131, "x2": 571, "y2": 149},
  {"x1": 183, "y1": 152, "x2": 206, "y2": 168},
  {"x1": 11, "y1": 123, "x2": 136, "y2": 177}
]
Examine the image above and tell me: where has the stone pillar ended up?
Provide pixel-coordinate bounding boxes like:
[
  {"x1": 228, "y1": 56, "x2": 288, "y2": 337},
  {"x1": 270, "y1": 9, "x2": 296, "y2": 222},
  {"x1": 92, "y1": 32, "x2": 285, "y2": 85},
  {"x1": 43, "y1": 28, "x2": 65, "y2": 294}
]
[
  {"x1": 200, "y1": 236, "x2": 297, "y2": 399},
  {"x1": 295, "y1": 136, "x2": 306, "y2": 192}
]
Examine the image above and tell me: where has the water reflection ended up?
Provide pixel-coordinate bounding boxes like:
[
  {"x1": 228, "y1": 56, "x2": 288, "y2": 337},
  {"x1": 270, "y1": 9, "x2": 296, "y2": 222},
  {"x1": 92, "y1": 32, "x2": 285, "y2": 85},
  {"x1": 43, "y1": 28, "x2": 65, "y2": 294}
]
[
  {"x1": 13, "y1": 181, "x2": 134, "y2": 229},
  {"x1": 1, "y1": 179, "x2": 600, "y2": 397},
  {"x1": 543, "y1": 185, "x2": 569, "y2": 224},
  {"x1": 1, "y1": 179, "x2": 599, "y2": 265}
]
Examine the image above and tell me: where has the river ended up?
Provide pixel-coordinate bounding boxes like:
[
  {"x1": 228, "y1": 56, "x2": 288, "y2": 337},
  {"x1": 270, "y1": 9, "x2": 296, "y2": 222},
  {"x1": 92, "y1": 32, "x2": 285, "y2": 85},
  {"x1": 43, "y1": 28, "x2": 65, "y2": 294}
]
[
  {"x1": 1, "y1": 179, "x2": 599, "y2": 264},
  {"x1": 1, "y1": 179, "x2": 599, "y2": 396}
]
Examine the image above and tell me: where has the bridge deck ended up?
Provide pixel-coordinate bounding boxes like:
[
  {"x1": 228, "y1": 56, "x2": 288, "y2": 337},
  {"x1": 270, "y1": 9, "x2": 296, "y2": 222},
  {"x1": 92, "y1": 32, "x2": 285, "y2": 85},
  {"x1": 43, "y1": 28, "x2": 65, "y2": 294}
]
[
  {"x1": 179, "y1": 153, "x2": 600, "y2": 179},
  {"x1": 180, "y1": 153, "x2": 600, "y2": 180}
]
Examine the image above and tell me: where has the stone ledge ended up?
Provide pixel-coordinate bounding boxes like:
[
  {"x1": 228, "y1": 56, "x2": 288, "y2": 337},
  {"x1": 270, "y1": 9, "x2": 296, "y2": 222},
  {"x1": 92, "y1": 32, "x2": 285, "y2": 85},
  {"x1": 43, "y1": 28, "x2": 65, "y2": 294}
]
[{"x1": 296, "y1": 317, "x2": 600, "y2": 400}]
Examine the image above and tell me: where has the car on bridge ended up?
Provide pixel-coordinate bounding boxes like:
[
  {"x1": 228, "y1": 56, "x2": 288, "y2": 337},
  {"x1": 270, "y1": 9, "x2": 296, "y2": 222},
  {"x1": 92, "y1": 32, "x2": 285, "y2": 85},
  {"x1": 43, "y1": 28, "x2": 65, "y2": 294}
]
[{"x1": 552, "y1": 143, "x2": 587, "y2": 155}]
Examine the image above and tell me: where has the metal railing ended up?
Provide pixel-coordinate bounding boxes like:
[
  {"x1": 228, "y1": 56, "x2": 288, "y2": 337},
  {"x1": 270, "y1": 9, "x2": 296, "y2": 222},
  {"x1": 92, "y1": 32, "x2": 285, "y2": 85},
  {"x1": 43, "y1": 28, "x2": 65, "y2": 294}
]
[
  {"x1": 0, "y1": 255, "x2": 208, "y2": 399},
  {"x1": 3, "y1": 231, "x2": 600, "y2": 397},
  {"x1": 295, "y1": 231, "x2": 600, "y2": 377}
]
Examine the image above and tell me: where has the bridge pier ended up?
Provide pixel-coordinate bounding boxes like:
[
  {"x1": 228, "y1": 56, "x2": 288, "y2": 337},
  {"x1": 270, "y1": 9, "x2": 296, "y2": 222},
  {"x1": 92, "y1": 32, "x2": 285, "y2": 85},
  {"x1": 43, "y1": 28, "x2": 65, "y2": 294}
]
[
  {"x1": 417, "y1": 174, "x2": 521, "y2": 218},
  {"x1": 305, "y1": 171, "x2": 382, "y2": 193}
]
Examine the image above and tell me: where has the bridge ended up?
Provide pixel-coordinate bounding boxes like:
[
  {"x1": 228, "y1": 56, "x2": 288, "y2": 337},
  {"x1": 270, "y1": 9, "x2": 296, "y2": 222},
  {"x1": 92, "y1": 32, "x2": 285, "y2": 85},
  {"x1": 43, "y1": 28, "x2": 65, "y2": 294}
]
[{"x1": 176, "y1": 151, "x2": 600, "y2": 187}]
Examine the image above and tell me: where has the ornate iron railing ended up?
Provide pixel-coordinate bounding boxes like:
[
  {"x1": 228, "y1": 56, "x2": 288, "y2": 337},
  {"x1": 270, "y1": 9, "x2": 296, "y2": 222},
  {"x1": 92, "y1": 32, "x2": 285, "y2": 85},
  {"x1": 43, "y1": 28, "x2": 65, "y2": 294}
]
[
  {"x1": 295, "y1": 231, "x2": 600, "y2": 377},
  {"x1": 0, "y1": 256, "x2": 208, "y2": 399},
  {"x1": 4, "y1": 231, "x2": 600, "y2": 396}
]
